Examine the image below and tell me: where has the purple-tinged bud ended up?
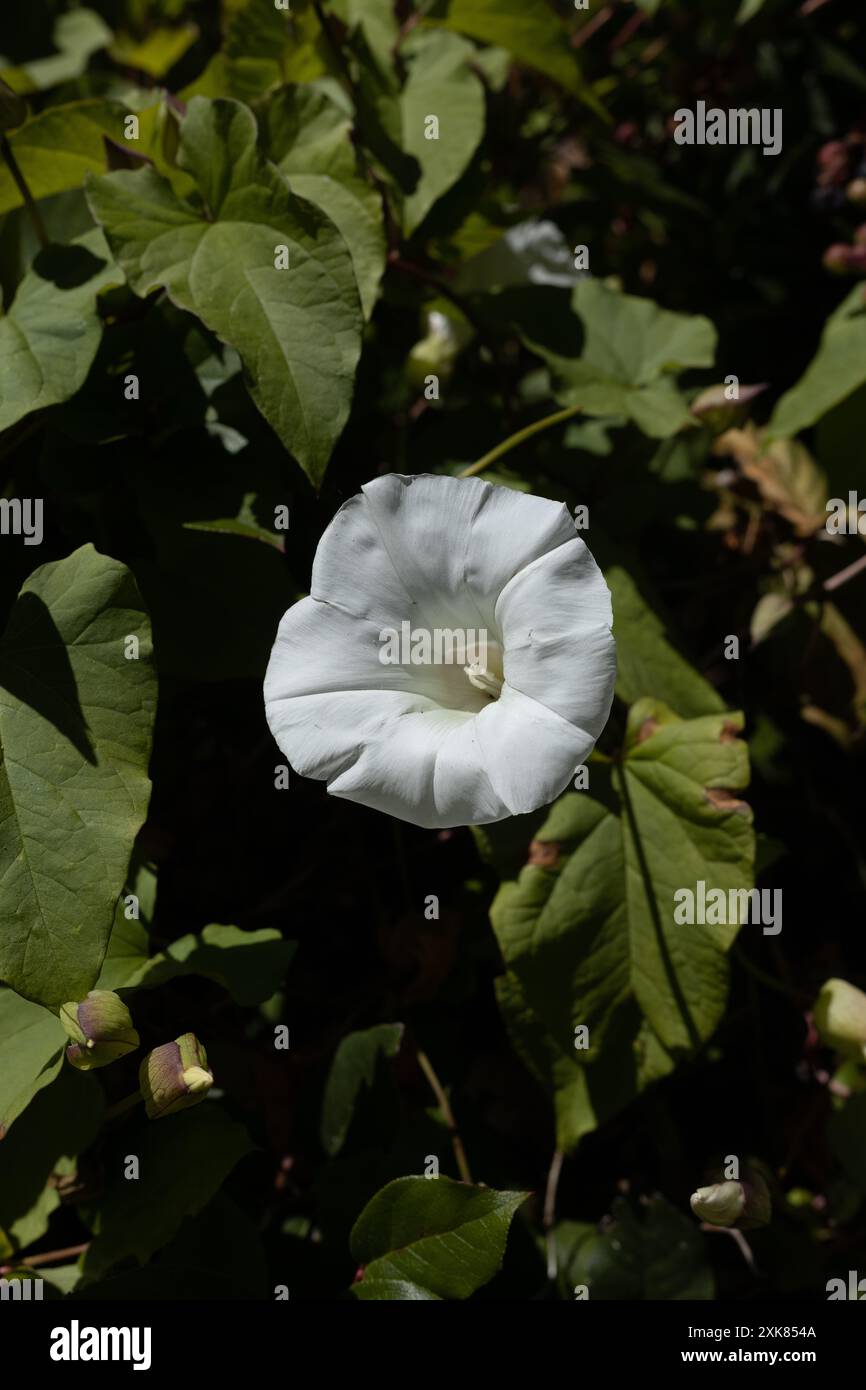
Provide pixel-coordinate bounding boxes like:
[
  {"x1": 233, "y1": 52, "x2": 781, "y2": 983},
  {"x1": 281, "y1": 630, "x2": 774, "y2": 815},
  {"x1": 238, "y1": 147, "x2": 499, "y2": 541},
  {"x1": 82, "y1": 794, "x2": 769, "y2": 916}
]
[
  {"x1": 60, "y1": 991, "x2": 139, "y2": 1071},
  {"x1": 139, "y1": 1033, "x2": 213, "y2": 1119},
  {"x1": 823, "y1": 243, "x2": 854, "y2": 274},
  {"x1": 690, "y1": 382, "x2": 767, "y2": 433}
]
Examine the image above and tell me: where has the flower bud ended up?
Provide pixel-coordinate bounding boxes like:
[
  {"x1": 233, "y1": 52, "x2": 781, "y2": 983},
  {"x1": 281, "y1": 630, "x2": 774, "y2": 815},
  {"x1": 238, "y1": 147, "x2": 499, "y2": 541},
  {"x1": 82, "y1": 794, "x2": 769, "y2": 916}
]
[
  {"x1": 814, "y1": 978, "x2": 866, "y2": 1061},
  {"x1": 690, "y1": 1180, "x2": 745, "y2": 1226},
  {"x1": 785, "y1": 1187, "x2": 814, "y2": 1210},
  {"x1": 690, "y1": 1173, "x2": 771, "y2": 1230},
  {"x1": 690, "y1": 382, "x2": 766, "y2": 433},
  {"x1": 818, "y1": 140, "x2": 847, "y2": 170},
  {"x1": 823, "y1": 243, "x2": 855, "y2": 274},
  {"x1": 407, "y1": 310, "x2": 460, "y2": 390},
  {"x1": 139, "y1": 1032, "x2": 213, "y2": 1119},
  {"x1": 847, "y1": 178, "x2": 866, "y2": 205},
  {"x1": 60, "y1": 990, "x2": 139, "y2": 1070}
]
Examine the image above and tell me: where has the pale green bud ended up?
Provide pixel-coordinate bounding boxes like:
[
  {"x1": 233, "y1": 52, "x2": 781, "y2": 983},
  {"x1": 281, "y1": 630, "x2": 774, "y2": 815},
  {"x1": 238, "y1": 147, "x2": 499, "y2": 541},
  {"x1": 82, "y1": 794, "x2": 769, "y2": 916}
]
[
  {"x1": 406, "y1": 308, "x2": 471, "y2": 390},
  {"x1": 690, "y1": 1172, "x2": 770, "y2": 1230},
  {"x1": 814, "y1": 978, "x2": 866, "y2": 1061},
  {"x1": 690, "y1": 1180, "x2": 745, "y2": 1227}
]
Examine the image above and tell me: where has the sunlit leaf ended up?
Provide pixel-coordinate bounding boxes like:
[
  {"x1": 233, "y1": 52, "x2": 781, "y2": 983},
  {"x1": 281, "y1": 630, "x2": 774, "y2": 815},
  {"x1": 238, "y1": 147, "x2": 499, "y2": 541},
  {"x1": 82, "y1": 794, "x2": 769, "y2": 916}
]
[
  {"x1": 87, "y1": 96, "x2": 363, "y2": 486},
  {"x1": 350, "y1": 1176, "x2": 529, "y2": 1299},
  {"x1": 0, "y1": 547, "x2": 156, "y2": 1011}
]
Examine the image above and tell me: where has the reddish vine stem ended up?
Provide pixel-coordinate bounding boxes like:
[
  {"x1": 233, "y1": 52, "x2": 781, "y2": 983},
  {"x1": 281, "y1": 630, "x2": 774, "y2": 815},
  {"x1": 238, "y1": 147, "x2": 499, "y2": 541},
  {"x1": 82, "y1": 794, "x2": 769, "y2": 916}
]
[
  {"x1": 18, "y1": 1243, "x2": 90, "y2": 1269},
  {"x1": 389, "y1": 255, "x2": 490, "y2": 344},
  {"x1": 609, "y1": 9, "x2": 649, "y2": 53},
  {"x1": 823, "y1": 550, "x2": 866, "y2": 593},
  {"x1": 572, "y1": 5, "x2": 615, "y2": 49}
]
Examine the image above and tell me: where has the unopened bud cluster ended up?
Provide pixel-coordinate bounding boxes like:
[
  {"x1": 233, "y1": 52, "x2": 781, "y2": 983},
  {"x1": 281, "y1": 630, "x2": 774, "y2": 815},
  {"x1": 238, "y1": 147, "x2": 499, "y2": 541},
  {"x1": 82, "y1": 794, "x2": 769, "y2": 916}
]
[
  {"x1": 60, "y1": 989, "x2": 214, "y2": 1122},
  {"x1": 814, "y1": 132, "x2": 866, "y2": 287}
]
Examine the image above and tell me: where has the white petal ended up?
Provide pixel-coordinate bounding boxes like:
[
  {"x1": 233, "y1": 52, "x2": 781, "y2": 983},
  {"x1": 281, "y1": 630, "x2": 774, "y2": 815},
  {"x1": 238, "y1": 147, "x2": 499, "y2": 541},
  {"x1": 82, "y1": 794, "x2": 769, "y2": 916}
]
[
  {"x1": 267, "y1": 668, "x2": 508, "y2": 826},
  {"x1": 473, "y1": 685, "x2": 591, "y2": 815},
  {"x1": 264, "y1": 594, "x2": 487, "y2": 711},
  {"x1": 462, "y1": 480, "x2": 578, "y2": 631},
  {"x1": 312, "y1": 474, "x2": 577, "y2": 634},
  {"x1": 329, "y1": 706, "x2": 506, "y2": 828},
  {"x1": 265, "y1": 687, "x2": 440, "y2": 784},
  {"x1": 267, "y1": 680, "x2": 591, "y2": 827},
  {"x1": 503, "y1": 626, "x2": 616, "y2": 732},
  {"x1": 496, "y1": 538, "x2": 615, "y2": 733}
]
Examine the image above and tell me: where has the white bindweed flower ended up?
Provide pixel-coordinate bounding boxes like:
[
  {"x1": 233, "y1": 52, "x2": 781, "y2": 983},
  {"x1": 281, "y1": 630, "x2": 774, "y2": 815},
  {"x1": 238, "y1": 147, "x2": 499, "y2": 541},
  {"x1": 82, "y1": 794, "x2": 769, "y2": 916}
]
[{"x1": 264, "y1": 474, "x2": 616, "y2": 829}]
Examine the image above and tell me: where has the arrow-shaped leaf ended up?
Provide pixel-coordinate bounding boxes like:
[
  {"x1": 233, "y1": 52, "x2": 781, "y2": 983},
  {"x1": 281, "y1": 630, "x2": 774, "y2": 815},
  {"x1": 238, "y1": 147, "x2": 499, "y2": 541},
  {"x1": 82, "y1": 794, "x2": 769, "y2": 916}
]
[
  {"x1": 491, "y1": 699, "x2": 754, "y2": 1059},
  {"x1": 87, "y1": 96, "x2": 363, "y2": 488}
]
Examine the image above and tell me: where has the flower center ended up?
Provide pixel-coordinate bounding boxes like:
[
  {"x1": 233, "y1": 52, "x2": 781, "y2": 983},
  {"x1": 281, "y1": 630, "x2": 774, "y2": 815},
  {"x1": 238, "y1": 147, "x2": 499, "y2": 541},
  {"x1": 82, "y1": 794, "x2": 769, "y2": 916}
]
[{"x1": 464, "y1": 641, "x2": 504, "y2": 700}]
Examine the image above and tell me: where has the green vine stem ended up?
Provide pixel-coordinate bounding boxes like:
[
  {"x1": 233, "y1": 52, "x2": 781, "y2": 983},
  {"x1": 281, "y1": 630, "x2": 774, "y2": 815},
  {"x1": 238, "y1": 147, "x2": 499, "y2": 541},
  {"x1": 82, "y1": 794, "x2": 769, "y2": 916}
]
[
  {"x1": 416, "y1": 1048, "x2": 473, "y2": 1184},
  {"x1": 0, "y1": 133, "x2": 48, "y2": 248},
  {"x1": 460, "y1": 403, "x2": 583, "y2": 479}
]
